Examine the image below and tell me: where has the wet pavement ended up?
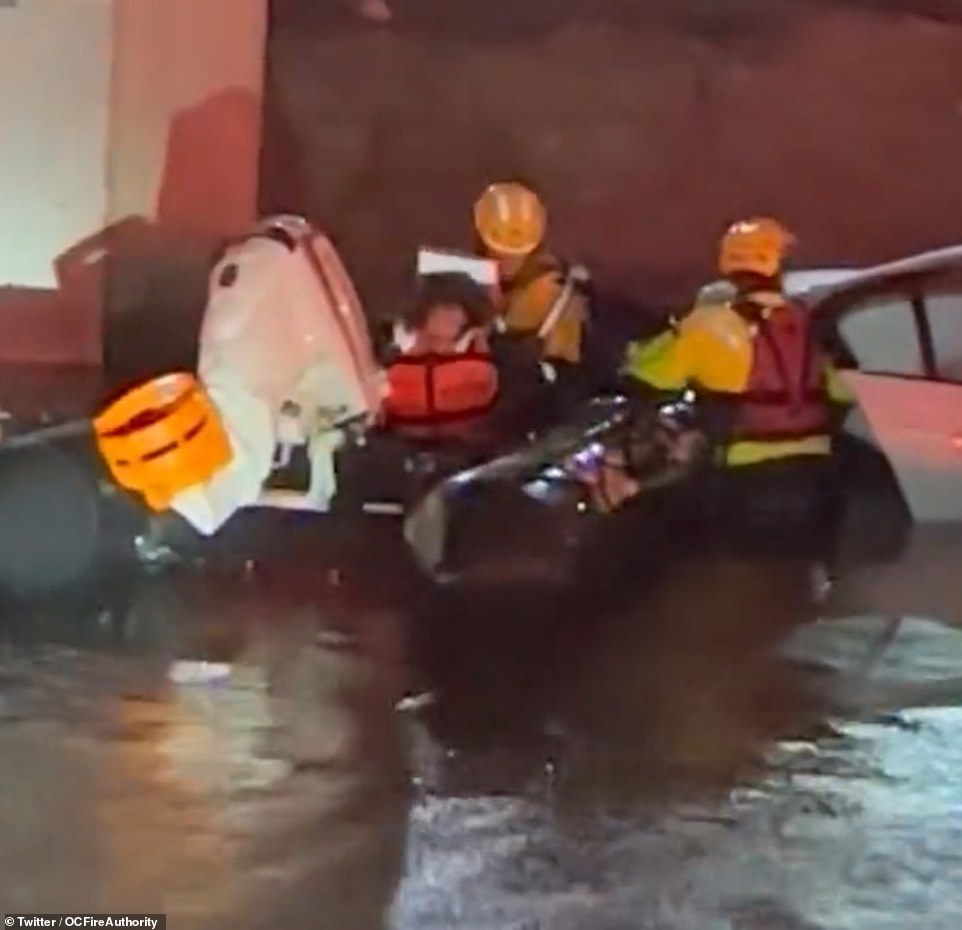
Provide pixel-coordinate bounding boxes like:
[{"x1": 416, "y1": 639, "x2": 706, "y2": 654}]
[{"x1": 1, "y1": 555, "x2": 962, "y2": 928}]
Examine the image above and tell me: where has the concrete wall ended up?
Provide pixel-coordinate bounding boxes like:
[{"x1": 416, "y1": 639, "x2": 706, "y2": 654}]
[
  {"x1": 262, "y1": 1, "x2": 962, "y2": 314},
  {"x1": 0, "y1": 0, "x2": 266, "y2": 377},
  {"x1": 0, "y1": 0, "x2": 112, "y2": 289},
  {"x1": 0, "y1": 0, "x2": 113, "y2": 364},
  {"x1": 107, "y1": 0, "x2": 266, "y2": 238},
  {"x1": 104, "y1": 0, "x2": 268, "y2": 385}
]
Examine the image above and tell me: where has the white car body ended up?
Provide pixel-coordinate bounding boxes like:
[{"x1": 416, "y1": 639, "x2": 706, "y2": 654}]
[
  {"x1": 789, "y1": 244, "x2": 962, "y2": 523},
  {"x1": 787, "y1": 245, "x2": 962, "y2": 626}
]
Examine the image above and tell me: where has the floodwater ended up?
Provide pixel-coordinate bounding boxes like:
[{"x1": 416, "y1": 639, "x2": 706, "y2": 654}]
[{"x1": 1, "y1": 556, "x2": 962, "y2": 929}]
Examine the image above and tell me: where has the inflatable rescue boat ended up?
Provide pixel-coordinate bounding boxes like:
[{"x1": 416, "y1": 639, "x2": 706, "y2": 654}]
[
  {"x1": 0, "y1": 216, "x2": 702, "y2": 611},
  {"x1": 0, "y1": 215, "x2": 957, "y2": 613}
]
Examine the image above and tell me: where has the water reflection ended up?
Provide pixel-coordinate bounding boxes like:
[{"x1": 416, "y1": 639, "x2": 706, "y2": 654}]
[
  {"x1": 3, "y1": 552, "x2": 962, "y2": 928},
  {"x1": 394, "y1": 556, "x2": 962, "y2": 930},
  {"x1": 0, "y1": 575, "x2": 410, "y2": 927},
  {"x1": 409, "y1": 557, "x2": 821, "y2": 802}
]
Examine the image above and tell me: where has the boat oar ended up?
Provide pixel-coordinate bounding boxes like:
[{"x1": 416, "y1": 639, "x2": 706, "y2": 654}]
[
  {"x1": 0, "y1": 418, "x2": 93, "y2": 453},
  {"x1": 0, "y1": 406, "x2": 372, "y2": 460}
]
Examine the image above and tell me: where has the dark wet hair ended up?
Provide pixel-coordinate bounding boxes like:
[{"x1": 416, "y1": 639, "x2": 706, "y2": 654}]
[{"x1": 403, "y1": 272, "x2": 496, "y2": 329}]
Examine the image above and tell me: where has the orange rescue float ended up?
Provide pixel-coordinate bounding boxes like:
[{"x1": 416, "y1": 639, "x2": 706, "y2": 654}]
[{"x1": 93, "y1": 372, "x2": 232, "y2": 511}]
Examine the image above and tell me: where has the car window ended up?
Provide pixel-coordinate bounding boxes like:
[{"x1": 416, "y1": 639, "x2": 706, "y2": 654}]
[
  {"x1": 837, "y1": 295, "x2": 925, "y2": 377},
  {"x1": 923, "y1": 291, "x2": 962, "y2": 383}
]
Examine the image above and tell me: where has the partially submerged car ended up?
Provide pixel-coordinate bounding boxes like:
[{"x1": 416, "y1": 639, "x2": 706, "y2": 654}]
[
  {"x1": 786, "y1": 245, "x2": 962, "y2": 627},
  {"x1": 792, "y1": 245, "x2": 962, "y2": 525}
]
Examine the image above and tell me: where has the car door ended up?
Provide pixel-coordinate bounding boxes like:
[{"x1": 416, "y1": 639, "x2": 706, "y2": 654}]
[{"x1": 823, "y1": 265, "x2": 962, "y2": 522}]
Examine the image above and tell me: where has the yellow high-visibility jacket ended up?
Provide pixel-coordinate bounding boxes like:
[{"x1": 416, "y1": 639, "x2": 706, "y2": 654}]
[
  {"x1": 499, "y1": 253, "x2": 587, "y2": 365},
  {"x1": 622, "y1": 292, "x2": 853, "y2": 467}
]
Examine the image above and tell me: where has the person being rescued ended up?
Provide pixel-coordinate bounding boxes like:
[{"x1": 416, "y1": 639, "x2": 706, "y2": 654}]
[
  {"x1": 620, "y1": 216, "x2": 854, "y2": 553},
  {"x1": 472, "y1": 180, "x2": 592, "y2": 407},
  {"x1": 381, "y1": 271, "x2": 501, "y2": 444}
]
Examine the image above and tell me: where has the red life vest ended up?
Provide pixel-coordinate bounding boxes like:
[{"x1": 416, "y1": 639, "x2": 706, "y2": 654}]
[
  {"x1": 730, "y1": 298, "x2": 833, "y2": 442},
  {"x1": 383, "y1": 350, "x2": 499, "y2": 438}
]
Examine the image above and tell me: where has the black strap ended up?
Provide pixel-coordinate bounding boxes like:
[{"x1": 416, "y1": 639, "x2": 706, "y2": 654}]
[
  {"x1": 251, "y1": 225, "x2": 297, "y2": 252},
  {"x1": 911, "y1": 295, "x2": 937, "y2": 378}
]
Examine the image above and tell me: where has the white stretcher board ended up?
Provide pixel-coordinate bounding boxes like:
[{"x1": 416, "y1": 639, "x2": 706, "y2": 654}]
[{"x1": 416, "y1": 247, "x2": 499, "y2": 287}]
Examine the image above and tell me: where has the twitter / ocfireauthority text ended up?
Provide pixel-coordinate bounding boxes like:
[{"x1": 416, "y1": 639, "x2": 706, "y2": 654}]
[{"x1": 5, "y1": 917, "x2": 164, "y2": 929}]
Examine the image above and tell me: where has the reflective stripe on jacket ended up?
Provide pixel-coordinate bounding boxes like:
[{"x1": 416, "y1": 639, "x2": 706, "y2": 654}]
[{"x1": 499, "y1": 253, "x2": 586, "y2": 365}]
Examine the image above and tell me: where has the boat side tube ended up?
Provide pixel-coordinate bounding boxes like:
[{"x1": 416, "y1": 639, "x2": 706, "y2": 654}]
[{"x1": 403, "y1": 395, "x2": 709, "y2": 593}]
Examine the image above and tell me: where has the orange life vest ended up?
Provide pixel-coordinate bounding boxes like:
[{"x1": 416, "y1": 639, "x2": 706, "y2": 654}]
[
  {"x1": 730, "y1": 298, "x2": 833, "y2": 442},
  {"x1": 383, "y1": 350, "x2": 499, "y2": 438}
]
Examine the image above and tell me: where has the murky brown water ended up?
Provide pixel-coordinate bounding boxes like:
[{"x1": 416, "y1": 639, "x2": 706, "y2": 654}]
[{"x1": 2, "y1": 556, "x2": 962, "y2": 929}]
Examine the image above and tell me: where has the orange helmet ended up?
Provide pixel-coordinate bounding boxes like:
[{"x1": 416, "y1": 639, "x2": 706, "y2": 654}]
[
  {"x1": 473, "y1": 182, "x2": 546, "y2": 257},
  {"x1": 718, "y1": 217, "x2": 796, "y2": 278}
]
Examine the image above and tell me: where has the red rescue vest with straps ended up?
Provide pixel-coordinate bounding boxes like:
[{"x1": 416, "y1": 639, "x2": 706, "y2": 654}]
[
  {"x1": 730, "y1": 298, "x2": 833, "y2": 442},
  {"x1": 383, "y1": 351, "x2": 499, "y2": 437}
]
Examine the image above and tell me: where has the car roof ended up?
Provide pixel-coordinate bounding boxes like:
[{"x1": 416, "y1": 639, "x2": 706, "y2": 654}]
[
  {"x1": 785, "y1": 268, "x2": 860, "y2": 295},
  {"x1": 791, "y1": 244, "x2": 962, "y2": 318}
]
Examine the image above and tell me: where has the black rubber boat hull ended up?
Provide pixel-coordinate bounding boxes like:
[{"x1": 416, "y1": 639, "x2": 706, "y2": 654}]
[
  {"x1": 0, "y1": 435, "x2": 145, "y2": 597},
  {"x1": 0, "y1": 396, "x2": 913, "y2": 613},
  {"x1": 0, "y1": 425, "x2": 487, "y2": 608}
]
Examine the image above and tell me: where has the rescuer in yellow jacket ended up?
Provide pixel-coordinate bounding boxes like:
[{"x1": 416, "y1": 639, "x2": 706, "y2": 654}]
[
  {"x1": 622, "y1": 217, "x2": 853, "y2": 470},
  {"x1": 472, "y1": 181, "x2": 590, "y2": 373}
]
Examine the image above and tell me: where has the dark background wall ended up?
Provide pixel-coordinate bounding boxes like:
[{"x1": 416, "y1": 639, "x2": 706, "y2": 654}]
[{"x1": 260, "y1": 0, "x2": 962, "y2": 315}]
